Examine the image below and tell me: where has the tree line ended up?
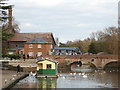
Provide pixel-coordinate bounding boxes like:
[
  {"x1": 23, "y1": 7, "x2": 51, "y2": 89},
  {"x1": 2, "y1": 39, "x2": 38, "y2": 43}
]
[{"x1": 59, "y1": 27, "x2": 118, "y2": 55}]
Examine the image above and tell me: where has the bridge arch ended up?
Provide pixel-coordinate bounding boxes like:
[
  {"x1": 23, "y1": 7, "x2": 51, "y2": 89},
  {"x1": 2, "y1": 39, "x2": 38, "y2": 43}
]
[
  {"x1": 69, "y1": 60, "x2": 97, "y2": 68},
  {"x1": 69, "y1": 61, "x2": 82, "y2": 67},
  {"x1": 103, "y1": 60, "x2": 118, "y2": 69}
]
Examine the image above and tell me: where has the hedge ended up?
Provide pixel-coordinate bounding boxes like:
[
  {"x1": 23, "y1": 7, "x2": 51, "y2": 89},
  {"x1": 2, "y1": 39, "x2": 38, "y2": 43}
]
[{"x1": 2, "y1": 54, "x2": 21, "y2": 59}]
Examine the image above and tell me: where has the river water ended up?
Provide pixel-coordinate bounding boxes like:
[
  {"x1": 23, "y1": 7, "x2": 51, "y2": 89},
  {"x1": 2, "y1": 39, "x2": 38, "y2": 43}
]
[{"x1": 12, "y1": 67, "x2": 119, "y2": 89}]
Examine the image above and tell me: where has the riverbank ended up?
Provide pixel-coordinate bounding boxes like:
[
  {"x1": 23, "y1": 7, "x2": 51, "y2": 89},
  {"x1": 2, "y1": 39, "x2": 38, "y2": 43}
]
[{"x1": 1, "y1": 70, "x2": 29, "y2": 90}]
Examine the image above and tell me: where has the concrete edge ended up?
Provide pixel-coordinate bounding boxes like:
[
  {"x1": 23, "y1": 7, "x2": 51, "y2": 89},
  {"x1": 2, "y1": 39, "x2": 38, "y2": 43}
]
[
  {"x1": 2, "y1": 73, "x2": 29, "y2": 90},
  {"x1": 36, "y1": 75, "x2": 58, "y2": 78}
]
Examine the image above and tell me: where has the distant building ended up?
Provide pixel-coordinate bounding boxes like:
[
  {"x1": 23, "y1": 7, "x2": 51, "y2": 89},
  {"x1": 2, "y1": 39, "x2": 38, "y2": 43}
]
[
  {"x1": 52, "y1": 47, "x2": 81, "y2": 55},
  {"x1": 7, "y1": 33, "x2": 56, "y2": 58}
]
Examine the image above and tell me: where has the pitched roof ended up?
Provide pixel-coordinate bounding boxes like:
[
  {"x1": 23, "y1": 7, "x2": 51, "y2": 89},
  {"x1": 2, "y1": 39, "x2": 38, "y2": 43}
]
[
  {"x1": 26, "y1": 38, "x2": 48, "y2": 44},
  {"x1": 8, "y1": 33, "x2": 56, "y2": 44},
  {"x1": 37, "y1": 59, "x2": 58, "y2": 63},
  {"x1": 54, "y1": 47, "x2": 79, "y2": 50}
]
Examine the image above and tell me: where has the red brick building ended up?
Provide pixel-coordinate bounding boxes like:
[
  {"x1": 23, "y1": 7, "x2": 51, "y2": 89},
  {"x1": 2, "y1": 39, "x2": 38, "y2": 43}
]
[{"x1": 7, "y1": 33, "x2": 56, "y2": 58}]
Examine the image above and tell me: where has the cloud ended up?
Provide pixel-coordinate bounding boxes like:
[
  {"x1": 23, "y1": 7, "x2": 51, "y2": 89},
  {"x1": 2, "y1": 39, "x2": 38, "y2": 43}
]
[
  {"x1": 35, "y1": 0, "x2": 64, "y2": 8},
  {"x1": 24, "y1": 23, "x2": 33, "y2": 27},
  {"x1": 9, "y1": 0, "x2": 64, "y2": 8},
  {"x1": 20, "y1": 23, "x2": 38, "y2": 29},
  {"x1": 9, "y1": 0, "x2": 118, "y2": 43},
  {"x1": 75, "y1": 24, "x2": 90, "y2": 27}
]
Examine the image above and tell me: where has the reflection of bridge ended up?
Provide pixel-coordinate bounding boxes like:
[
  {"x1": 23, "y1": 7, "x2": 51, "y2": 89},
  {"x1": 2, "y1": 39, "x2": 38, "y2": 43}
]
[{"x1": 44, "y1": 55, "x2": 118, "y2": 69}]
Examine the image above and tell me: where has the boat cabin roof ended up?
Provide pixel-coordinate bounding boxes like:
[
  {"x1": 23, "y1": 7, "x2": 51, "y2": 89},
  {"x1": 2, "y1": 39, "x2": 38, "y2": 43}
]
[{"x1": 37, "y1": 59, "x2": 58, "y2": 64}]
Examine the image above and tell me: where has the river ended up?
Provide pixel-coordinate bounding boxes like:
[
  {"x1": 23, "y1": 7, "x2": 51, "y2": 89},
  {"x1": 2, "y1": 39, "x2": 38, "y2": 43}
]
[{"x1": 12, "y1": 67, "x2": 119, "y2": 89}]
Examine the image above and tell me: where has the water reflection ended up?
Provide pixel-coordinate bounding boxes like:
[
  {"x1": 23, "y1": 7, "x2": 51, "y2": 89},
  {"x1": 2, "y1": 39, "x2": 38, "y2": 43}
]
[
  {"x1": 12, "y1": 68, "x2": 119, "y2": 88},
  {"x1": 37, "y1": 78, "x2": 57, "y2": 88},
  {"x1": 71, "y1": 64, "x2": 96, "y2": 72}
]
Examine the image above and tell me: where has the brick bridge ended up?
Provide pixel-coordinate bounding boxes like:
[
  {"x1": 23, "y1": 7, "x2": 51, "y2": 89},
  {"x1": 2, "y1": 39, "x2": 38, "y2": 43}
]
[{"x1": 44, "y1": 55, "x2": 118, "y2": 69}]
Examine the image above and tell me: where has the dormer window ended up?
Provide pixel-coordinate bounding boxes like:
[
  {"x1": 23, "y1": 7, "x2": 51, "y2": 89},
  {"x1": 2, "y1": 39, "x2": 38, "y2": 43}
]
[{"x1": 29, "y1": 44, "x2": 33, "y2": 48}]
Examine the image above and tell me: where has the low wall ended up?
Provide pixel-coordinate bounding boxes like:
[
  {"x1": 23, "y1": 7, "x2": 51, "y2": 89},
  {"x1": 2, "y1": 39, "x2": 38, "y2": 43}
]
[
  {"x1": 7, "y1": 65, "x2": 23, "y2": 71},
  {"x1": 3, "y1": 64, "x2": 37, "y2": 72},
  {"x1": 22, "y1": 67, "x2": 36, "y2": 72}
]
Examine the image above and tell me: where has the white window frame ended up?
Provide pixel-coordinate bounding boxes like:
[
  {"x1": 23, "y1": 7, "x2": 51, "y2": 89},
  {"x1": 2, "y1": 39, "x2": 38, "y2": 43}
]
[
  {"x1": 38, "y1": 44, "x2": 42, "y2": 48},
  {"x1": 38, "y1": 52, "x2": 42, "y2": 56},
  {"x1": 29, "y1": 44, "x2": 33, "y2": 48},
  {"x1": 28, "y1": 52, "x2": 33, "y2": 56}
]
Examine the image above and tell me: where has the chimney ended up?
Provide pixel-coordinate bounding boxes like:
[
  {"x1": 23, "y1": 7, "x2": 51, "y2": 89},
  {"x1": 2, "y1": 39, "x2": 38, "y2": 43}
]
[
  {"x1": 8, "y1": 7, "x2": 12, "y2": 27},
  {"x1": 55, "y1": 38, "x2": 59, "y2": 46}
]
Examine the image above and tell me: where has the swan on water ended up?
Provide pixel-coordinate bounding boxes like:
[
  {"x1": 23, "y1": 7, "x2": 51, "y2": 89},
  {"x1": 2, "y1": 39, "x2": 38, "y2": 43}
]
[
  {"x1": 62, "y1": 76, "x2": 65, "y2": 79},
  {"x1": 73, "y1": 73, "x2": 76, "y2": 75},
  {"x1": 78, "y1": 73, "x2": 81, "y2": 75},
  {"x1": 83, "y1": 75, "x2": 87, "y2": 78},
  {"x1": 82, "y1": 73, "x2": 85, "y2": 76},
  {"x1": 29, "y1": 71, "x2": 36, "y2": 76},
  {"x1": 59, "y1": 74, "x2": 62, "y2": 77},
  {"x1": 32, "y1": 73, "x2": 36, "y2": 76}
]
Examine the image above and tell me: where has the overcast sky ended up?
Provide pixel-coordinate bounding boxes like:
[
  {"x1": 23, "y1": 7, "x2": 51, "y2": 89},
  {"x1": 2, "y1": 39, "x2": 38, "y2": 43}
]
[{"x1": 8, "y1": 0, "x2": 118, "y2": 43}]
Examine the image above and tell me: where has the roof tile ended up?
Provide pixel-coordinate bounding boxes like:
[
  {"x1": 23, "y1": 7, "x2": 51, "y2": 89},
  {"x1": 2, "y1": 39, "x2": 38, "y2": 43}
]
[{"x1": 8, "y1": 33, "x2": 53, "y2": 43}]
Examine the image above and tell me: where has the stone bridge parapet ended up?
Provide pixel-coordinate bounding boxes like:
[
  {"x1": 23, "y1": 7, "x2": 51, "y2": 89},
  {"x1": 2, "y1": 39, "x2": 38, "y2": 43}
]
[{"x1": 43, "y1": 55, "x2": 118, "y2": 69}]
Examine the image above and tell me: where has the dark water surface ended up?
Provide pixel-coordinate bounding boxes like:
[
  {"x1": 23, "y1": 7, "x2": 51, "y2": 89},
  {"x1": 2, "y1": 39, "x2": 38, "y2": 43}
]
[{"x1": 12, "y1": 68, "x2": 119, "y2": 88}]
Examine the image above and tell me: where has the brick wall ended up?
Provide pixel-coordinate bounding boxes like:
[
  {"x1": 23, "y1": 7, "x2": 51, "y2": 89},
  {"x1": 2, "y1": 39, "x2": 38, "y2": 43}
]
[
  {"x1": 24, "y1": 43, "x2": 53, "y2": 58},
  {"x1": 8, "y1": 8, "x2": 12, "y2": 27},
  {"x1": 8, "y1": 41, "x2": 26, "y2": 49}
]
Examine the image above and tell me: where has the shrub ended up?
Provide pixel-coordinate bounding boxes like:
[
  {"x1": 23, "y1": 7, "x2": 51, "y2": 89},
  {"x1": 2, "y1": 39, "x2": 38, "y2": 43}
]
[{"x1": 2, "y1": 54, "x2": 21, "y2": 59}]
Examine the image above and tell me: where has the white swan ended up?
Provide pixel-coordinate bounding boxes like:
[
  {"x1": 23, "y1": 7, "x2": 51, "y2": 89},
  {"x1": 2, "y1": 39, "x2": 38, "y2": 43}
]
[
  {"x1": 78, "y1": 73, "x2": 81, "y2": 75},
  {"x1": 73, "y1": 73, "x2": 76, "y2": 75},
  {"x1": 59, "y1": 74, "x2": 62, "y2": 77},
  {"x1": 62, "y1": 76, "x2": 65, "y2": 79},
  {"x1": 83, "y1": 75, "x2": 87, "y2": 78},
  {"x1": 31, "y1": 72, "x2": 36, "y2": 76},
  {"x1": 32, "y1": 73, "x2": 36, "y2": 76},
  {"x1": 82, "y1": 73, "x2": 85, "y2": 76},
  {"x1": 29, "y1": 72, "x2": 36, "y2": 77}
]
